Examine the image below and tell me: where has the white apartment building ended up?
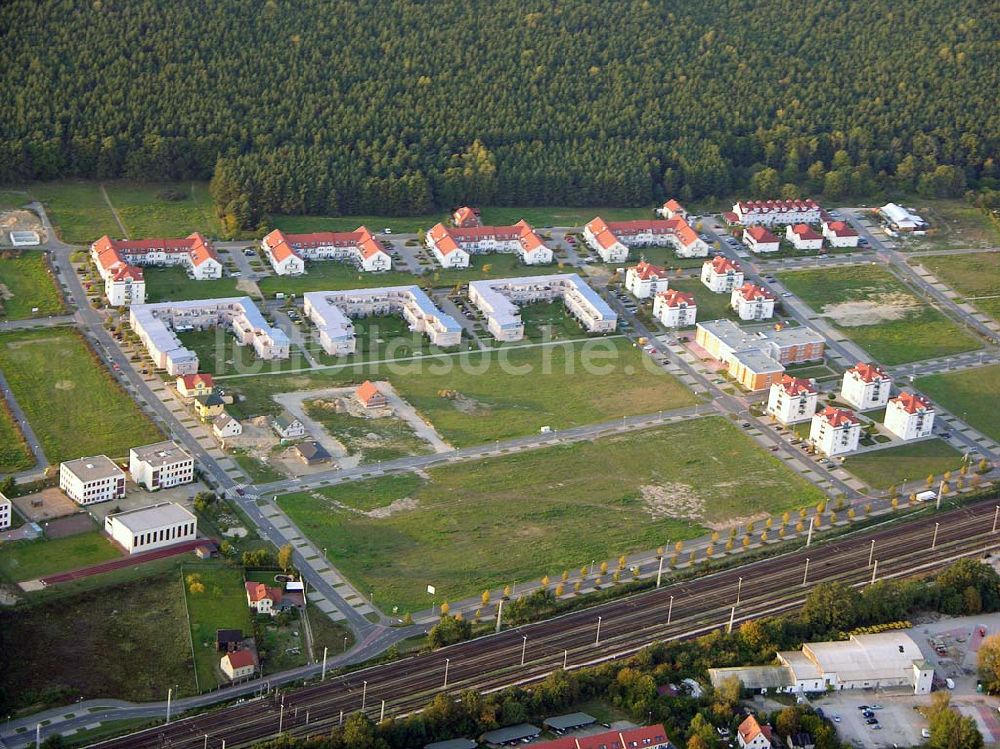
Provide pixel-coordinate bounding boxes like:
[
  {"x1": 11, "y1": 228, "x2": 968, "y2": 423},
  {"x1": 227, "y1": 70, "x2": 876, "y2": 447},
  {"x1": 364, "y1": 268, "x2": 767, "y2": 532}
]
[
  {"x1": 785, "y1": 224, "x2": 824, "y2": 251},
  {"x1": 0, "y1": 491, "x2": 11, "y2": 531},
  {"x1": 130, "y1": 297, "x2": 290, "y2": 375},
  {"x1": 625, "y1": 261, "x2": 669, "y2": 299},
  {"x1": 468, "y1": 274, "x2": 617, "y2": 341},
  {"x1": 809, "y1": 407, "x2": 862, "y2": 456},
  {"x1": 841, "y1": 362, "x2": 892, "y2": 410},
  {"x1": 656, "y1": 199, "x2": 688, "y2": 220},
  {"x1": 767, "y1": 375, "x2": 819, "y2": 425},
  {"x1": 742, "y1": 226, "x2": 780, "y2": 253},
  {"x1": 91, "y1": 234, "x2": 223, "y2": 306},
  {"x1": 885, "y1": 391, "x2": 935, "y2": 440},
  {"x1": 822, "y1": 220, "x2": 860, "y2": 248},
  {"x1": 701, "y1": 256, "x2": 744, "y2": 293},
  {"x1": 303, "y1": 286, "x2": 462, "y2": 355},
  {"x1": 583, "y1": 216, "x2": 708, "y2": 262},
  {"x1": 732, "y1": 199, "x2": 822, "y2": 227},
  {"x1": 60, "y1": 455, "x2": 126, "y2": 505},
  {"x1": 653, "y1": 289, "x2": 696, "y2": 327},
  {"x1": 425, "y1": 221, "x2": 552, "y2": 268},
  {"x1": 105, "y1": 502, "x2": 197, "y2": 555},
  {"x1": 129, "y1": 441, "x2": 195, "y2": 492},
  {"x1": 261, "y1": 227, "x2": 391, "y2": 275},
  {"x1": 731, "y1": 283, "x2": 776, "y2": 320}
]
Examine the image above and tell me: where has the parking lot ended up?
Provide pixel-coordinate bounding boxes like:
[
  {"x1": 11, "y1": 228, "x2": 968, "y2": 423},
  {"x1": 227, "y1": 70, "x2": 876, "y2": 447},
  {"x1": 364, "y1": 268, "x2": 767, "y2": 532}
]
[{"x1": 812, "y1": 694, "x2": 927, "y2": 748}]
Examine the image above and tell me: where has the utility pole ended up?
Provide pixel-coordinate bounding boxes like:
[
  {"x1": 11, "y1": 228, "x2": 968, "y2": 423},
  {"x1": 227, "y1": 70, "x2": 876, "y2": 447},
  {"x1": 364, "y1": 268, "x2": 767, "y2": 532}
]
[
  {"x1": 667, "y1": 595, "x2": 674, "y2": 625},
  {"x1": 595, "y1": 616, "x2": 603, "y2": 646},
  {"x1": 563, "y1": 649, "x2": 568, "y2": 669},
  {"x1": 727, "y1": 605, "x2": 735, "y2": 634},
  {"x1": 656, "y1": 555, "x2": 664, "y2": 588},
  {"x1": 443, "y1": 658, "x2": 450, "y2": 689},
  {"x1": 993, "y1": 505, "x2": 999, "y2": 534},
  {"x1": 802, "y1": 558, "x2": 810, "y2": 586},
  {"x1": 495, "y1": 599, "x2": 504, "y2": 633},
  {"x1": 361, "y1": 680, "x2": 367, "y2": 711},
  {"x1": 35, "y1": 724, "x2": 40, "y2": 749},
  {"x1": 932, "y1": 522, "x2": 940, "y2": 550},
  {"x1": 936, "y1": 481, "x2": 943, "y2": 510},
  {"x1": 520, "y1": 635, "x2": 528, "y2": 666},
  {"x1": 279, "y1": 702, "x2": 284, "y2": 734},
  {"x1": 379, "y1": 700, "x2": 385, "y2": 723},
  {"x1": 166, "y1": 687, "x2": 173, "y2": 724},
  {"x1": 321, "y1": 646, "x2": 328, "y2": 681},
  {"x1": 870, "y1": 559, "x2": 878, "y2": 586},
  {"x1": 869, "y1": 539, "x2": 875, "y2": 567},
  {"x1": 806, "y1": 516, "x2": 814, "y2": 547},
  {"x1": 736, "y1": 576, "x2": 743, "y2": 606}
]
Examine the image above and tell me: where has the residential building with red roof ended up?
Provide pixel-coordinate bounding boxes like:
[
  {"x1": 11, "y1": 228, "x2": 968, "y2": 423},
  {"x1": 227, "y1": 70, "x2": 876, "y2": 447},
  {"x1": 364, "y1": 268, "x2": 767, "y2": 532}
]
[
  {"x1": 785, "y1": 223, "x2": 824, "y2": 251},
  {"x1": 451, "y1": 206, "x2": 482, "y2": 228},
  {"x1": 656, "y1": 198, "x2": 688, "y2": 220},
  {"x1": 653, "y1": 289, "x2": 696, "y2": 328},
  {"x1": 355, "y1": 380, "x2": 387, "y2": 409},
  {"x1": 700, "y1": 255, "x2": 744, "y2": 293},
  {"x1": 730, "y1": 282, "x2": 776, "y2": 321},
  {"x1": 737, "y1": 715, "x2": 773, "y2": 749},
  {"x1": 767, "y1": 374, "x2": 819, "y2": 425},
  {"x1": 425, "y1": 220, "x2": 552, "y2": 268},
  {"x1": 742, "y1": 225, "x2": 780, "y2": 254},
  {"x1": 221, "y1": 648, "x2": 258, "y2": 681},
  {"x1": 885, "y1": 390, "x2": 935, "y2": 440},
  {"x1": 90, "y1": 233, "x2": 222, "y2": 306},
  {"x1": 841, "y1": 362, "x2": 892, "y2": 410},
  {"x1": 810, "y1": 406, "x2": 862, "y2": 456},
  {"x1": 528, "y1": 724, "x2": 674, "y2": 749},
  {"x1": 625, "y1": 260, "x2": 669, "y2": 299},
  {"x1": 245, "y1": 581, "x2": 283, "y2": 616},
  {"x1": 732, "y1": 199, "x2": 822, "y2": 227},
  {"x1": 822, "y1": 220, "x2": 860, "y2": 248},
  {"x1": 261, "y1": 227, "x2": 391, "y2": 276},
  {"x1": 176, "y1": 373, "x2": 215, "y2": 397},
  {"x1": 583, "y1": 216, "x2": 708, "y2": 263}
]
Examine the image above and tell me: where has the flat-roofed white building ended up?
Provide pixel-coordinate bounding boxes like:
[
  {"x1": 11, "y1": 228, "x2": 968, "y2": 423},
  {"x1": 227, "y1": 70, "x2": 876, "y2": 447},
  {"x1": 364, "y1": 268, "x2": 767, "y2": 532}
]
[
  {"x1": 625, "y1": 261, "x2": 669, "y2": 299},
  {"x1": 469, "y1": 274, "x2": 617, "y2": 341},
  {"x1": 742, "y1": 226, "x2": 780, "y2": 254},
  {"x1": 425, "y1": 221, "x2": 552, "y2": 268},
  {"x1": 653, "y1": 289, "x2": 696, "y2": 327},
  {"x1": 809, "y1": 406, "x2": 861, "y2": 456},
  {"x1": 129, "y1": 441, "x2": 195, "y2": 492},
  {"x1": 60, "y1": 455, "x2": 126, "y2": 505},
  {"x1": 701, "y1": 256, "x2": 744, "y2": 293},
  {"x1": 766, "y1": 375, "x2": 818, "y2": 425},
  {"x1": 0, "y1": 491, "x2": 11, "y2": 530},
  {"x1": 583, "y1": 216, "x2": 708, "y2": 262},
  {"x1": 104, "y1": 502, "x2": 197, "y2": 555},
  {"x1": 841, "y1": 362, "x2": 892, "y2": 410},
  {"x1": 303, "y1": 286, "x2": 462, "y2": 355},
  {"x1": 130, "y1": 298, "x2": 290, "y2": 375},
  {"x1": 879, "y1": 203, "x2": 928, "y2": 234},
  {"x1": 730, "y1": 283, "x2": 775, "y2": 320},
  {"x1": 822, "y1": 220, "x2": 859, "y2": 248},
  {"x1": 10, "y1": 231, "x2": 41, "y2": 247},
  {"x1": 885, "y1": 391, "x2": 935, "y2": 440},
  {"x1": 261, "y1": 227, "x2": 391, "y2": 276},
  {"x1": 732, "y1": 199, "x2": 822, "y2": 227},
  {"x1": 785, "y1": 224, "x2": 823, "y2": 251}
]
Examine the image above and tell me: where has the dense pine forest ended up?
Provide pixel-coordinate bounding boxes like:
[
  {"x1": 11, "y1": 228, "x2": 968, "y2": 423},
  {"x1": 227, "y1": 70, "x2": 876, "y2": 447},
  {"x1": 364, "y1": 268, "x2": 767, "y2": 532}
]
[{"x1": 1, "y1": 0, "x2": 997, "y2": 228}]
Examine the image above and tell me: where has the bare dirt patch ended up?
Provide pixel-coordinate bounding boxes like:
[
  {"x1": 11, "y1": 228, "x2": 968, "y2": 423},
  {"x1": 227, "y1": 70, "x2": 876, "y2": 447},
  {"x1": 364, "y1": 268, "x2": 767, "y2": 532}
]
[
  {"x1": 822, "y1": 294, "x2": 921, "y2": 327},
  {"x1": 13, "y1": 488, "x2": 79, "y2": 522},
  {"x1": 54, "y1": 379, "x2": 76, "y2": 390},
  {"x1": 0, "y1": 209, "x2": 45, "y2": 245},
  {"x1": 43, "y1": 513, "x2": 97, "y2": 539},
  {"x1": 439, "y1": 390, "x2": 492, "y2": 415},
  {"x1": 0, "y1": 284, "x2": 11, "y2": 302},
  {"x1": 364, "y1": 496, "x2": 418, "y2": 519},
  {"x1": 639, "y1": 483, "x2": 704, "y2": 521},
  {"x1": 704, "y1": 512, "x2": 771, "y2": 532}
]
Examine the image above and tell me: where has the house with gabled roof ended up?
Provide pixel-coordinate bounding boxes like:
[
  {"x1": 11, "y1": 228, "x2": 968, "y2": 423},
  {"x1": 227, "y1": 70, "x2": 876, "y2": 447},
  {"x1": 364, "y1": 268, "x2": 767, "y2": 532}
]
[
  {"x1": 786, "y1": 223, "x2": 824, "y2": 251},
  {"x1": 841, "y1": 362, "x2": 892, "y2": 410},
  {"x1": 356, "y1": 380, "x2": 387, "y2": 409},
  {"x1": 737, "y1": 715, "x2": 773, "y2": 749},
  {"x1": 426, "y1": 220, "x2": 552, "y2": 268},
  {"x1": 653, "y1": 289, "x2": 696, "y2": 327},
  {"x1": 262, "y1": 227, "x2": 391, "y2": 276},
  {"x1": 451, "y1": 206, "x2": 482, "y2": 228},
  {"x1": 701, "y1": 255, "x2": 744, "y2": 293},
  {"x1": 583, "y1": 216, "x2": 708, "y2": 262},
  {"x1": 884, "y1": 390, "x2": 935, "y2": 440},
  {"x1": 273, "y1": 410, "x2": 306, "y2": 440},
  {"x1": 625, "y1": 260, "x2": 670, "y2": 299},
  {"x1": 822, "y1": 220, "x2": 859, "y2": 247},
  {"x1": 810, "y1": 406, "x2": 861, "y2": 456},
  {"x1": 656, "y1": 198, "x2": 688, "y2": 220},
  {"x1": 767, "y1": 374, "x2": 818, "y2": 425},
  {"x1": 730, "y1": 283, "x2": 775, "y2": 320},
  {"x1": 742, "y1": 226, "x2": 780, "y2": 254},
  {"x1": 177, "y1": 372, "x2": 215, "y2": 397}
]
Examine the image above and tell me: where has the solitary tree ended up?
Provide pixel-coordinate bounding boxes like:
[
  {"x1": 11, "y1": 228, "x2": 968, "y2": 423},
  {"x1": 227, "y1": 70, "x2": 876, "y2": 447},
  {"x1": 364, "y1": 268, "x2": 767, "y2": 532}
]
[
  {"x1": 440, "y1": 601, "x2": 450, "y2": 616},
  {"x1": 277, "y1": 543, "x2": 294, "y2": 572},
  {"x1": 481, "y1": 590, "x2": 491, "y2": 607}
]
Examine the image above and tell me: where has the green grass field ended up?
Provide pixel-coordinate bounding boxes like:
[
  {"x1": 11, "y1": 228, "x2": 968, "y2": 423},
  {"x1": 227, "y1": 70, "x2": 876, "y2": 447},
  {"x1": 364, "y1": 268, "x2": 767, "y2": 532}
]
[
  {"x1": 258, "y1": 261, "x2": 419, "y2": 297},
  {"x1": 0, "y1": 530, "x2": 121, "y2": 582},
  {"x1": 0, "y1": 252, "x2": 66, "y2": 320},
  {"x1": 104, "y1": 181, "x2": 222, "y2": 238},
  {"x1": 142, "y1": 266, "x2": 242, "y2": 303},
  {"x1": 183, "y1": 564, "x2": 253, "y2": 689},
  {"x1": 842, "y1": 438, "x2": 966, "y2": 489},
  {"x1": 269, "y1": 213, "x2": 447, "y2": 236},
  {"x1": 27, "y1": 181, "x2": 120, "y2": 243},
  {"x1": 306, "y1": 314, "x2": 464, "y2": 366},
  {"x1": 668, "y1": 278, "x2": 737, "y2": 324},
  {"x1": 894, "y1": 199, "x2": 1000, "y2": 252},
  {"x1": 0, "y1": 571, "x2": 195, "y2": 710},
  {"x1": 0, "y1": 397, "x2": 33, "y2": 473},
  {"x1": 278, "y1": 417, "x2": 825, "y2": 611},
  {"x1": 424, "y1": 253, "x2": 565, "y2": 285},
  {"x1": 478, "y1": 206, "x2": 652, "y2": 227},
  {"x1": 917, "y1": 252, "x2": 1000, "y2": 323},
  {"x1": 778, "y1": 265, "x2": 980, "y2": 364},
  {"x1": 304, "y1": 401, "x2": 432, "y2": 463},
  {"x1": 0, "y1": 328, "x2": 161, "y2": 461},
  {"x1": 916, "y1": 364, "x2": 1000, "y2": 442},
  {"x1": 223, "y1": 338, "x2": 697, "y2": 447},
  {"x1": 176, "y1": 328, "x2": 313, "y2": 377}
]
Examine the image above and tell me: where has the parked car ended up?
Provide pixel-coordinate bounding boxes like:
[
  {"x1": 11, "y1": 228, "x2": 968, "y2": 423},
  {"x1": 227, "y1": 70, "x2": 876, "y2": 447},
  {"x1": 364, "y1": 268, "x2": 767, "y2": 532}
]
[{"x1": 865, "y1": 718, "x2": 879, "y2": 725}]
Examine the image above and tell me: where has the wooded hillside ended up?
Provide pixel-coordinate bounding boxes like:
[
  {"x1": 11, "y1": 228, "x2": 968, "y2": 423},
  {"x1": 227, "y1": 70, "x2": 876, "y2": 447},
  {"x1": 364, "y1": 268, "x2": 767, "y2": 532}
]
[{"x1": 1, "y1": 0, "x2": 997, "y2": 227}]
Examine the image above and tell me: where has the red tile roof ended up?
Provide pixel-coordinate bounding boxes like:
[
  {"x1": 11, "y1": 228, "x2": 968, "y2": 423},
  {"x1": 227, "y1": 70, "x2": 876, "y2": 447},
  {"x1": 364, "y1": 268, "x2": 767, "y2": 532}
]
[
  {"x1": 263, "y1": 228, "x2": 388, "y2": 263},
  {"x1": 850, "y1": 362, "x2": 890, "y2": 383},
  {"x1": 737, "y1": 199, "x2": 821, "y2": 214},
  {"x1": 452, "y1": 206, "x2": 481, "y2": 227},
  {"x1": 737, "y1": 715, "x2": 772, "y2": 745},
  {"x1": 778, "y1": 374, "x2": 816, "y2": 396},
  {"x1": 745, "y1": 226, "x2": 779, "y2": 243},
  {"x1": 789, "y1": 224, "x2": 822, "y2": 240},
  {"x1": 662, "y1": 199, "x2": 685, "y2": 214},
  {"x1": 735, "y1": 282, "x2": 775, "y2": 302},
  {"x1": 530, "y1": 724, "x2": 671, "y2": 749},
  {"x1": 245, "y1": 581, "x2": 282, "y2": 604},
  {"x1": 657, "y1": 289, "x2": 695, "y2": 308},
  {"x1": 355, "y1": 380, "x2": 382, "y2": 405},
  {"x1": 428, "y1": 220, "x2": 548, "y2": 255},
  {"x1": 818, "y1": 406, "x2": 860, "y2": 427},
  {"x1": 179, "y1": 373, "x2": 215, "y2": 390},
  {"x1": 224, "y1": 649, "x2": 257, "y2": 670},
  {"x1": 707, "y1": 255, "x2": 741, "y2": 274},
  {"x1": 92, "y1": 233, "x2": 220, "y2": 276},
  {"x1": 586, "y1": 216, "x2": 700, "y2": 250},
  {"x1": 823, "y1": 220, "x2": 858, "y2": 237},
  {"x1": 630, "y1": 260, "x2": 667, "y2": 280},
  {"x1": 891, "y1": 391, "x2": 932, "y2": 414}
]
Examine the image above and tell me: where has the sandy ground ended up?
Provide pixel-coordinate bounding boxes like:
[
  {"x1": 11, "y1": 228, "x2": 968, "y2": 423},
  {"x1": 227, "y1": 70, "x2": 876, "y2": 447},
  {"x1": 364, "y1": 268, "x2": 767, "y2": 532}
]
[
  {"x1": 13, "y1": 488, "x2": 78, "y2": 522},
  {"x1": 0, "y1": 209, "x2": 46, "y2": 247},
  {"x1": 823, "y1": 294, "x2": 921, "y2": 327}
]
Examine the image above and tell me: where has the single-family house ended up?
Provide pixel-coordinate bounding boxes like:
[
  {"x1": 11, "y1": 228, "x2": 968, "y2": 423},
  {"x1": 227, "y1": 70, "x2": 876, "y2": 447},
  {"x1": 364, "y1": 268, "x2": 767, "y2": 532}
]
[
  {"x1": 294, "y1": 441, "x2": 332, "y2": 466},
  {"x1": 194, "y1": 390, "x2": 226, "y2": 421},
  {"x1": 625, "y1": 260, "x2": 670, "y2": 299},
  {"x1": 767, "y1": 375, "x2": 818, "y2": 425},
  {"x1": 737, "y1": 715, "x2": 773, "y2": 749},
  {"x1": 656, "y1": 198, "x2": 688, "y2": 220},
  {"x1": 355, "y1": 380, "x2": 387, "y2": 409},
  {"x1": 273, "y1": 410, "x2": 306, "y2": 440},
  {"x1": 177, "y1": 373, "x2": 215, "y2": 397},
  {"x1": 213, "y1": 412, "x2": 243, "y2": 440},
  {"x1": 822, "y1": 221, "x2": 859, "y2": 248},
  {"x1": 221, "y1": 649, "x2": 258, "y2": 681},
  {"x1": 245, "y1": 581, "x2": 283, "y2": 616},
  {"x1": 452, "y1": 206, "x2": 482, "y2": 228},
  {"x1": 742, "y1": 226, "x2": 780, "y2": 254}
]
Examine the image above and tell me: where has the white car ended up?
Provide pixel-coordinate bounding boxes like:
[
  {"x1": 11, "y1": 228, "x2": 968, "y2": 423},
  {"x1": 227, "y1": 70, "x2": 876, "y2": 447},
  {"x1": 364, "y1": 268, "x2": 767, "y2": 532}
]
[{"x1": 922, "y1": 729, "x2": 932, "y2": 739}]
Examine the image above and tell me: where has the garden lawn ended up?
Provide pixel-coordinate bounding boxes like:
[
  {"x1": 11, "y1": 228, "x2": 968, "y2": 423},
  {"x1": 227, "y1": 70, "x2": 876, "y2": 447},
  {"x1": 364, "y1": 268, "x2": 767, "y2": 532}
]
[
  {"x1": 778, "y1": 265, "x2": 980, "y2": 364},
  {"x1": 0, "y1": 403, "x2": 32, "y2": 473},
  {"x1": 221, "y1": 338, "x2": 698, "y2": 446},
  {"x1": 842, "y1": 438, "x2": 966, "y2": 490},
  {"x1": 0, "y1": 571, "x2": 195, "y2": 710},
  {"x1": 916, "y1": 365, "x2": 1000, "y2": 442},
  {"x1": 0, "y1": 328, "x2": 161, "y2": 461},
  {"x1": 0, "y1": 530, "x2": 121, "y2": 582},
  {"x1": 28, "y1": 181, "x2": 119, "y2": 243},
  {"x1": 0, "y1": 252, "x2": 65, "y2": 319},
  {"x1": 103, "y1": 181, "x2": 222, "y2": 238},
  {"x1": 142, "y1": 266, "x2": 242, "y2": 303},
  {"x1": 308, "y1": 314, "x2": 464, "y2": 366},
  {"x1": 175, "y1": 328, "x2": 311, "y2": 377},
  {"x1": 425, "y1": 253, "x2": 564, "y2": 285},
  {"x1": 258, "y1": 261, "x2": 419, "y2": 297},
  {"x1": 183, "y1": 564, "x2": 253, "y2": 689},
  {"x1": 917, "y1": 252, "x2": 1000, "y2": 323},
  {"x1": 278, "y1": 417, "x2": 825, "y2": 612},
  {"x1": 669, "y1": 279, "x2": 736, "y2": 324}
]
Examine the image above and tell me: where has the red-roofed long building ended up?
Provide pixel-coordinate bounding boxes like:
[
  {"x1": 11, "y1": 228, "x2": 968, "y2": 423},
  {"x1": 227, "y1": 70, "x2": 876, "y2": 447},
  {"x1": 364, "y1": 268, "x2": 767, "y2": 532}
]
[
  {"x1": 730, "y1": 282, "x2": 776, "y2": 321},
  {"x1": 91, "y1": 233, "x2": 222, "y2": 306},
  {"x1": 625, "y1": 260, "x2": 669, "y2": 299},
  {"x1": 841, "y1": 362, "x2": 892, "y2": 410},
  {"x1": 528, "y1": 724, "x2": 674, "y2": 749},
  {"x1": 810, "y1": 406, "x2": 862, "y2": 456},
  {"x1": 767, "y1": 374, "x2": 819, "y2": 425},
  {"x1": 262, "y1": 227, "x2": 391, "y2": 276},
  {"x1": 885, "y1": 390, "x2": 935, "y2": 440},
  {"x1": 733, "y1": 199, "x2": 822, "y2": 227},
  {"x1": 583, "y1": 216, "x2": 708, "y2": 263},
  {"x1": 425, "y1": 220, "x2": 553, "y2": 268},
  {"x1": 653, "y1": 289, "x2": 697, "y2": 327},
  {"x1": 701, "y1": 255, "x2": 744, "y2": 293}
]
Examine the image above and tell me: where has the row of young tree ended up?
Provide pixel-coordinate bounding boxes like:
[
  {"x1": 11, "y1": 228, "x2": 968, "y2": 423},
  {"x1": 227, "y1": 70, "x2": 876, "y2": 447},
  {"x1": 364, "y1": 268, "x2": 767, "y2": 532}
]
[{"x1": 2, "y1": 0, "x2": 998, "y2": 229}]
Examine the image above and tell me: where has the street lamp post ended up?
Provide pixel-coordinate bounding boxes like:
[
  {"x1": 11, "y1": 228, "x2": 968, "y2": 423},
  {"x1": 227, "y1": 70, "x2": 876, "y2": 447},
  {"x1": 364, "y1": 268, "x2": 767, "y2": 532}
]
[
  {"x1": 321, "y1": 646, "x2": 328, "y2": 681},
  {"x1": 443, "y1": 658, "x2": 450, "y2": 689},
  {"x1": 361, "y1": 680, "x2": 367, "y2": 711},
  {"x1": 802, "y1": 558, "x2": 810, "y2": 586},
  {"x1": 667, "y1": 595, "x2": 674, "y2": 625},
  {"x1": 870, "y1": 559, "x2": 878, "y2": 586},
  {"x1": 869, "y1": 539, "x2": 875, "y2": 567},
  {"x1": 595, "y1": 616, "x2": 603, "y2": 646},
  {"x1": 166, "y1": 687, "x2": 173, "y2": 724},
  {"x1": 736, "y1": 576, "x2": 743, "y2": 606},
  {"x1": 521, "y1": 635, "x2": 528, "y2": 666},
  {"x1": 993, "y1": 506, "x2": 999, "y2": 534},
  {"x1": 932, "y1": 522, "x2": 940, "y2": 550}
]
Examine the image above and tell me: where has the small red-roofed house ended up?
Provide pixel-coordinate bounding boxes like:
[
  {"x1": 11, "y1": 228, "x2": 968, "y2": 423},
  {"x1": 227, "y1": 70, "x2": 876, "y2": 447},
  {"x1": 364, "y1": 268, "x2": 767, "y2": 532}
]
[
  {"x1": 767, "y1": 374, "x2": 819, "y2": 424},
  {"x1": 737, "y1": 715, "x2": 773, "y2": 749},
  {"x1": 786, "y1": 223, "x2": 824, "y2": 251},
  {"x1": 841, "y1": 362, "x2": 892, "y2": 410},
  {"x1": 177, "y1": 373, "x2": 215, "y2": 397},
  {"x1": 657, "y1": 198, "x2": 688, "y2": 220},
  {"x1": 653, "y1": 289, "x2": 697, "y2": 327},
  {"x1": 625, "y1": 260, "x2": 669, "y2": 299},
  {"x1": 451, "y1": 206, "x2": 482, "y2": 228},
  {"x1": 885, "y1": 390, "x2": 935, "y2": 440},
  {"x1": 221, "y1": 648, "x2": 258, "y2": 681},
  {"x1": 355, "y1": 380, "x2": 387, "y2": 409},
  {"x1": 810, "y1": 406, "x2": 862, "y2": 456},
  {"x1": 742, "y1": 226, "x2": 780, "y2": 254},
  {"x1": 245, "y1": 581, "x2": 282, "y2": 616},
  {"x1": 701, "y1": 255, "x2": 744, "y2": 293},
  {"x1": 730, "y1": 282, "x2": 776, "y2": 320},
  {"x1": 822, "y1": 220, "x2": 859, "y2": 248}
]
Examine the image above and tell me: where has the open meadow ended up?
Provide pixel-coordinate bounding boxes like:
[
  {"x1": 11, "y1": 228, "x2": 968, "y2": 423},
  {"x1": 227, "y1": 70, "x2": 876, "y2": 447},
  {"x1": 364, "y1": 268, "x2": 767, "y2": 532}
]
[
  {"x1": 841, "y1": 438, "x2": 966, "y2": 490},
  {"x1": 278, "y1": 417, "x2": 826, "y2": 612},
  {"x1": 916, "y1": 252, "x2": 1000, "y2": 323},
  {"x1": 0, "y1": 251, "x2": 65, "y2": 320},
  {"x1": 26, "y1": 181, "x2": 120, "y2": 243},
  {"x1": 103, "y1": 181, "x2": 222, "y2": 238},
  {"x1": 0, "y1": 328, "x2": 161, "y2": 461},
  {"x1": 778, "y1": 265, "x2": 981, "y2": 364},
  {"x1": 0, "y1": 403, "x2": 32, "y2": 474},
  {"x1": 142, "y1": 266, "x2": 242, "y2": 303},
  {"x1": 222, "y1": 338, "x2": 698, "y2": 446},
  {"x1": 893, "y1": 199, "x2": 1000, "y2": 252},
  {"x1": 0, "y1": 529, "x2": 120, "y2": 583},
  {"x1": 183, "y1": 564, "x2": 253, "y2": 689},
  {"x1": 258, "y1": 261, "x2": 419, "y2": 297},
  {"x1": 916, "y1": 364, "x2": 1000, "y2": 442}
]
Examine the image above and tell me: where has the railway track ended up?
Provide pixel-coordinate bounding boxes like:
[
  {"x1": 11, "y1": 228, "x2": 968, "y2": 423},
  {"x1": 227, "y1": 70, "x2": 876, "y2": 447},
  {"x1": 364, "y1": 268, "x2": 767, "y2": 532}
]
[{"x1": 92, "y1": 497, "x2": 1000, "y2": 749}]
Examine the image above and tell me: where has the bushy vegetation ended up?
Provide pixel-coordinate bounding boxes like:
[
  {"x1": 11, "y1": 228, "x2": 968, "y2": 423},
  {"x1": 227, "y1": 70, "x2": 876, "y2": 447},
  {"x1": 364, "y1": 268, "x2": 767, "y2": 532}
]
[{"x1": 2, "y1": 0, "x2": 997, "y2": 231}]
